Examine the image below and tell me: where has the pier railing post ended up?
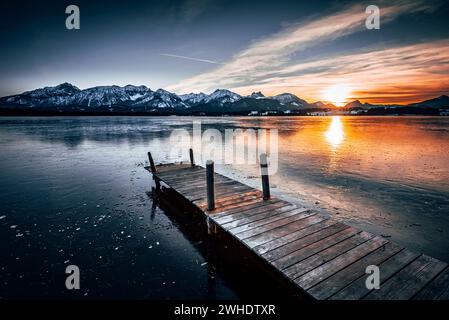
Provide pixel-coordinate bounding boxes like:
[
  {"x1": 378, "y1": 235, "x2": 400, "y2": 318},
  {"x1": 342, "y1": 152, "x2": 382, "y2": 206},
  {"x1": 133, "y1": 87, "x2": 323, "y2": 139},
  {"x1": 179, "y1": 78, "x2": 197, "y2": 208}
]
[
  {"x1": 147, "y1": 151, "x2": 160, "y2": 192},
  {"x1": 260, "y1": 153, "x2": 270, "y2": 200},
  {"x1": 189, "y1": 148, "x2": 195, "y2": 167},
  {"x1": 147, "y1": 152, "x2": 156, "y2": 173},
  {"x1": 206, "y1": 160, "x2": 215, "y2": 211}
]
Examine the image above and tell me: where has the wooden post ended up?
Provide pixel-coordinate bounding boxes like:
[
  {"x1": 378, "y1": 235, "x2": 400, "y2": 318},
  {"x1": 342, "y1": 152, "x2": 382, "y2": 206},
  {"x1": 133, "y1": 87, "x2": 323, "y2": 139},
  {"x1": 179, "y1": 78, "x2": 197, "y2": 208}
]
[
  {"x1": 189, "y1": 148, "x2": 195, "y2": 167},
  {"x1": 207, "y1": 216, "x2": 217, "y2": 235},
  {"x1": 147, "y1": 152, "x2": 156, "y2": 173},
  {"x1": 206, "y1": 160, "x2": 215, "y2": 211},
  {"x1": 147, "y1": 152, "x2": 160, "y2": 192},
  {"x1": 260, "y1": 153, "x2": 270, "y2": 200}
]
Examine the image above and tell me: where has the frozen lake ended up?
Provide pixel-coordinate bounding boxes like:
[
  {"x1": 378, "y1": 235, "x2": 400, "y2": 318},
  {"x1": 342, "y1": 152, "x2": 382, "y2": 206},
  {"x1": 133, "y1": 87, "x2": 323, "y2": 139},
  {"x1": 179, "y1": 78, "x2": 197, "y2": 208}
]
[{"x1": 1, "y1": 116, "x2": 448, "y2": 298}]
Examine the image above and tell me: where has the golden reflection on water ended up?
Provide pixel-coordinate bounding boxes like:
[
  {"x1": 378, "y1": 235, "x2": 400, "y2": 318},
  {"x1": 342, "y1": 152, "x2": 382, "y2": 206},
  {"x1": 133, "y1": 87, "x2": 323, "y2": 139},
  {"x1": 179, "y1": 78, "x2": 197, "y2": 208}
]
[
  {"x1": 244, "y1": 116, "x2": 449, "y2": 190},
  {"x1": 325, "y1": 116, "x2": 344, "y2": 149}
]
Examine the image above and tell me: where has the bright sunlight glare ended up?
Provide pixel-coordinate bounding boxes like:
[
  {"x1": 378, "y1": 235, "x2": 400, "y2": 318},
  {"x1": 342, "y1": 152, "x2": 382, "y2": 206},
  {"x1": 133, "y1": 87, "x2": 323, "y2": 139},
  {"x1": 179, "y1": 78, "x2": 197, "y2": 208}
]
[{"x1": 323, "y1": 84, "x2": 352, "y2": 107}]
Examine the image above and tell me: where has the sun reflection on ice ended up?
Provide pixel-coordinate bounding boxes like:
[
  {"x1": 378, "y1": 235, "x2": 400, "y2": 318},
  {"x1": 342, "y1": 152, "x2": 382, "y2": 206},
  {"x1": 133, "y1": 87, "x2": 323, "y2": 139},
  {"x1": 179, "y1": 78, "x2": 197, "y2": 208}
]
[{"x1": 325, "y1": 116, "x2": 344, "y2": 149}]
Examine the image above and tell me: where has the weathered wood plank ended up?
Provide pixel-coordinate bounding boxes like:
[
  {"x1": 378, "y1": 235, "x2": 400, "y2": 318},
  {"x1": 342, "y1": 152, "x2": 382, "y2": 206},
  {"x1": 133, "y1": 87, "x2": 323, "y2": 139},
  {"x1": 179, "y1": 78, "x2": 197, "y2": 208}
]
[
  {"x1": 163, "y1": 171, "x2": 240, "y2": 191},
  {"x1": 166, "y1": 178, "x2": 212, "y2": 192},
  {"x1": 167, "y1": 170, "x2": 233, "y2": 184},
  {"x1": 308, "y1": 242, "x2": 402, "y2": 300},
  {"x1": 153, "y1": 164, "x2": 200, "y2": 174},
  {"x1": 213, "y1": 201, "x2": 293, "y2": 224},
  {"x1": 243, "y1": 215, "x2": 329, "y2": 249},
  {"x1": 329, "y1": 249, "x2": 420, "y2": 300},
  {"x1": 207, "y1": 198, "x2": 268, "y2": 214},
  {"x1": 280, "y1": 230, "x2": 368, "y2": 277},
  {"x1": 218, "y1": 202, "x2": 296, "y2": 228},
  {"x1": 194, "y1": 190, "x2": 261, "y2": 208},
  {"x1": 211, "y1": 185, "x2": 255, "y2": 198},
  {"x1": 262, "y1": 222, "x2": 348, "y2": 263},
  {"x1": 185, "y1": 184, "x2": 253, "y2": 202},
  {"x1": 169, "y1": 174, "x2": 230, "y2": 188},
  {"x1": 148, "y1": 163, "x2": 193, "y2": 173},
  {"x1": 414, "y1": 267, "x2": 449, "y2": 300},
  {"x1": 198, "y1": 195, "x2": 262, "y2": 211},
  {"x1": 211, "y1": 198, "x2": 289, "y2": 218},
  {"x1": 167, "y1": 173, "x2": 232, "y2": 190},
  {"x1": 282, "y1": 229, "x2": 373, "y2": 282},
  {"x1": 183, "y1": 180, "x2": 250, "y2": 197},
  {"x1": 234, "y1": 210, "x2": 317, "y2": 240},
  {"x1": 190, "y1": 184, "x2": 254, "y2": 200},
  {"x1": 200, "y1": 182, "x2": 253, "y2": 195},
  {"x1": 155, "y1": 166, "x2": 203, "y2": 179},
  {"x1": 364, "y1": 254, "x2": 447, "y2": 300},
  {"x1": 252, "y1": 219, "x2": 339, "y2": 254},
  {"x1": 227, "y1": 207, "x2": 310, "y2": 234},
  {"x1": 162, "y1": 178, "x2": 210, "y2": 191},
  {"x1": 296, "y1": 236, "x2": 389, "y2": 290},
  {"x1": 195, "y1": 190, "x2": 261, "y2": 207},
  {"x1": 158, "y1": 168, "x2": 204, "y2": 180},
  {"x1": 196, "y1": 190, "x2": 262, "y2": 210}
]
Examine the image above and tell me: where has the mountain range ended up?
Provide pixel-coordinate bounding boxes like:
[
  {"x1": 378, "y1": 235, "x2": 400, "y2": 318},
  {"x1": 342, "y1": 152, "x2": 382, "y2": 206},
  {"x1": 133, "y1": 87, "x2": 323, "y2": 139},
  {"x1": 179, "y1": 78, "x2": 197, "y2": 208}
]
[{"x1": 0, "y1": 83, "x2": 448, "y2": 115}]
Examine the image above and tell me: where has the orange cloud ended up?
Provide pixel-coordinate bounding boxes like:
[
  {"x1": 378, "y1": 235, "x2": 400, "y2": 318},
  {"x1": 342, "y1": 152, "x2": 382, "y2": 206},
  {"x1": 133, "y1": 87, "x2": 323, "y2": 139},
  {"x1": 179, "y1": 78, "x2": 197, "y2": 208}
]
[
  {"x1": 232, "y1": 40, "x2": 449, "y2": 105},
  {"x1": 167, "y1": 0, "x2": 448, "y2": 105}
]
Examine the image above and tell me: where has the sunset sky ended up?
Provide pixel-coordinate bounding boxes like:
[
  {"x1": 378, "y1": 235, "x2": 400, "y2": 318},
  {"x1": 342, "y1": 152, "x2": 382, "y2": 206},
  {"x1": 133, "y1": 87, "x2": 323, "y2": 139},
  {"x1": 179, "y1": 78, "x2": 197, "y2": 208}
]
[{"x1": 1, "y1": 0, "x2": 448, "y2": 105}]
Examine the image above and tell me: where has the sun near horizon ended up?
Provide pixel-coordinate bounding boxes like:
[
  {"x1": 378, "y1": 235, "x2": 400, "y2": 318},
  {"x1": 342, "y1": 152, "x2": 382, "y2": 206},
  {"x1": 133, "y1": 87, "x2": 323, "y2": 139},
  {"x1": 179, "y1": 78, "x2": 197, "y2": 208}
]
[{"x1": 322, "y1": 84, "x2": 352, "y2": 107}]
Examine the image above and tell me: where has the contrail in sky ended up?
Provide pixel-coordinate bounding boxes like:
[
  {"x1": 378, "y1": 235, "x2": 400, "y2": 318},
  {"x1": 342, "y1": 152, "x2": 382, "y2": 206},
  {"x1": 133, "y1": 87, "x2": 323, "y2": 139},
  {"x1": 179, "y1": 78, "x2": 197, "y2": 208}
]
[{"x1": 160, "y1": 53, "x2": 224, "y2": 65}]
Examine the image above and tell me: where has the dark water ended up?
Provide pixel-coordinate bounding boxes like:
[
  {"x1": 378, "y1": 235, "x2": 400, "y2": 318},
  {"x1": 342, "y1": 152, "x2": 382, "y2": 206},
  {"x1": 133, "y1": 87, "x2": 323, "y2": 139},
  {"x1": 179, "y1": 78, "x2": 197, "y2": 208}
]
[
  {"x1": 0, "y1": 116, "x2": 448, "y2": 298},
  {"x1": 0, "y1": 117, "x2": 246, "y2": 299}
]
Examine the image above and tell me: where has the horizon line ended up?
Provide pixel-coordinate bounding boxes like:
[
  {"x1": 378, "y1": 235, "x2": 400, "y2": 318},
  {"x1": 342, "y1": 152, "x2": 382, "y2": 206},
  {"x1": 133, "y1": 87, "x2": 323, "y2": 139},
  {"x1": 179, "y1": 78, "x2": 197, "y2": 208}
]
[{"x1": 1, "y1": 82, "x2": 448, "y2": 107}]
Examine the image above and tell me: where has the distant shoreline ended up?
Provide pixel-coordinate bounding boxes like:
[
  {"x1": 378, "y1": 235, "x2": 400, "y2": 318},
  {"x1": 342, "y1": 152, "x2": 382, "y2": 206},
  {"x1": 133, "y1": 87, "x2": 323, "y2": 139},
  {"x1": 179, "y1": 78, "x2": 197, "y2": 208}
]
[
  {"x1": 0, "y1": 107, "x2": 445, "y2": 117},
  {"x1": 2, "y1": 84, "x2": 447, "y2": 117}
]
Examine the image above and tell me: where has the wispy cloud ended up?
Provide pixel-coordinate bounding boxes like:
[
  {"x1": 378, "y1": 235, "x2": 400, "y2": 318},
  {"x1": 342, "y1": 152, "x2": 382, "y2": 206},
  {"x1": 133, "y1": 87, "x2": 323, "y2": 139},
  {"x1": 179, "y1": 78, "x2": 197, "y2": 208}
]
[
  {"x1": 160, "y1": 53, "x2": 224, "y2": 65},
  {"x1": 167, "y1": 0, "x2": 446, "y2": 103},
  {"x1": 235, "y1": 40, "x2": 449, "y2": 104}
]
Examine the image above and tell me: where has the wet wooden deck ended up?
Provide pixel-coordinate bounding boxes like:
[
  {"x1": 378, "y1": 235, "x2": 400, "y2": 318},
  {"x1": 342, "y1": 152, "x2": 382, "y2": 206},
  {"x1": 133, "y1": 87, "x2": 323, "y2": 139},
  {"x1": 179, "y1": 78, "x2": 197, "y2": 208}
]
[{"x1": 146, "y1": 163, "x2": 449, "y2": 300}]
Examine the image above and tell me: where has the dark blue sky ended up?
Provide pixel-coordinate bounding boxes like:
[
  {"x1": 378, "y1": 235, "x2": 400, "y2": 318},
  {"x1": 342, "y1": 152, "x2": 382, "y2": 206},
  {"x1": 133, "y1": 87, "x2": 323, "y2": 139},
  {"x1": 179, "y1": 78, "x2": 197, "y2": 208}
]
[{"x1": 1, "y1": 0, "x2": 448, "y2": 104}]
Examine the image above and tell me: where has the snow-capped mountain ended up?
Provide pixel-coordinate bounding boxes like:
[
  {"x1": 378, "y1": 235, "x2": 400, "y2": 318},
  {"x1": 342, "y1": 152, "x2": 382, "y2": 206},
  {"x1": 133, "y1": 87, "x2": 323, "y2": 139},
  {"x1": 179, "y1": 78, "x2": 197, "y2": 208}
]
[
  {"x1": 23, "y1": 82, "x2": 80, "y2": 98},
  {"x1": 270, "y1": 93, "x2": 308, "y2": 107},
  {"x1": 179, "y1": 92, "x2": 207, "y2": 105},
  {"x1": 140, "y1": 89, "x2": 189, "y2": 109},
  {"x1": 0, "y1": 83, "x2": 328, "y2": 114},
  {"x1": 0, "y1": 83, "x2": 309, "y2": 112},
  {"x1": 249, "y1": 91, "x2": 265, "y2": 99},
  {"x1": 0, "y1": 84, "x2": 240, "y2": 110},
  {"x1": 0, "y1": 83, "x2": 191, "y2": 110},
  {"x1": 124, "y1": 85, "x2": 150, "y2": 101},
  {"x1": 204, "y1": 89, "x2": 241, "y2": 106},
  {"x1": 2, "y1": 82, "x2": 445, "y2": 115},
  {"x1": 4, "y1": 83, "x2": 82, "y2": 107},
  {"x1": 72, "y1": 85, "x2": 151, "y2": 107}
]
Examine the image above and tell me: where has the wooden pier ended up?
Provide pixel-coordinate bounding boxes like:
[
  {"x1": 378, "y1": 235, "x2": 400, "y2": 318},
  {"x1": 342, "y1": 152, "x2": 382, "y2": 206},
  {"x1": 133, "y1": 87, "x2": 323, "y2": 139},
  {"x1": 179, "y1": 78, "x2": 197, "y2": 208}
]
[{"x1": 145, "y1": 153, "x2": 449, "y2": 300}]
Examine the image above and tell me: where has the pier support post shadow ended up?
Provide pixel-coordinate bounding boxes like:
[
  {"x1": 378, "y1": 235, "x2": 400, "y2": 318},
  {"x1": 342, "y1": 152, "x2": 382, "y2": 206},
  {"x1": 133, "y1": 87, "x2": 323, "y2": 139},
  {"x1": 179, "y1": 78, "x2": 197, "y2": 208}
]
[{"x1": 260, "y1": 153, "x2": 270, "y2": 200}]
